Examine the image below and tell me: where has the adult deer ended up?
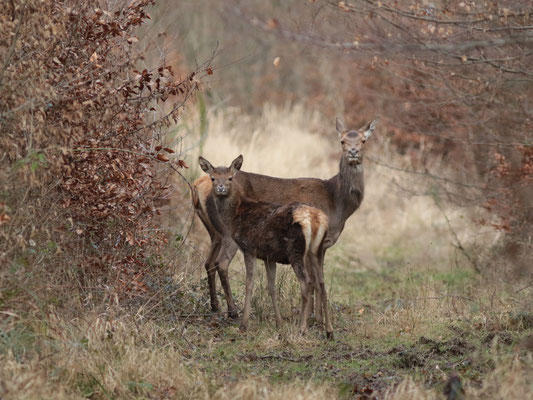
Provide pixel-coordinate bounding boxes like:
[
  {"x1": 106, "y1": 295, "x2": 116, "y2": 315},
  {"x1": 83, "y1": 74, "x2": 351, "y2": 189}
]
[
  {"x1": 192, "y1": 117, "x2": 379, "y2": 321},
  {"x1": 198, "y1": 155, "x2": 332, "y2": 337}
]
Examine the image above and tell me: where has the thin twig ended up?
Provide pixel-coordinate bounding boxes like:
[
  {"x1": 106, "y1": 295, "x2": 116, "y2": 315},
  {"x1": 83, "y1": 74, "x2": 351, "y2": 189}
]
[
  {"x1": 432, "y1": 197, "x2": 481, "y2": 273},
  {"x1": 367, "y1": 155, "x2": 491, "y2": 191},
  {"x1": 412, "y1": 294, "x2": 477, "y2": 303},
  {"x1": 515, "y1": 284, "x2": 533, "y2": 293}
]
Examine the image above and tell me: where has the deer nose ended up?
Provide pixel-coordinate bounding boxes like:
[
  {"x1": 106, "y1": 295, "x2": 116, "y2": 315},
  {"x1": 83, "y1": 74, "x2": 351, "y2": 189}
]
[
  {"x1": 216, "y1": 184, "x2": 227, "y2": 193},
  {"x1": 349, "y1": 149, "x2": 359, "y2": 157}
]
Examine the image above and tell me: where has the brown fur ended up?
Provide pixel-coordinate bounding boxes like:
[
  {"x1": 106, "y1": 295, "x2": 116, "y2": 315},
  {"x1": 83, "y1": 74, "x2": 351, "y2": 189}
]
[
  {"x1": 199, "y1": 155, "x2": 333, "y2": 337},
  {"x1": 194, "y1": 175, "x2": 211, "y2": 212},
  {"x1": 193, "y1": 117, "x2": 379, "y2": 322}
]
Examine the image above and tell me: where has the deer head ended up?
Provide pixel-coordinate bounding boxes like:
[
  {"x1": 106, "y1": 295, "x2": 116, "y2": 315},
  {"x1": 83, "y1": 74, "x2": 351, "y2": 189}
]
[
  {"x1": 198, "y1": 155, "x2": 243, "y2": 197},
  {"x1": 336, "y1": 117, "x2": 379, "y2": 165}
]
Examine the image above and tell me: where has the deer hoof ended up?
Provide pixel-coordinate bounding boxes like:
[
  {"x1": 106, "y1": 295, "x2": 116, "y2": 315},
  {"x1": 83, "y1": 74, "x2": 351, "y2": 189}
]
[
  {"x1": 239, "y1": 324, "x2": 248, "y2": 332},
  {"x1": 326, "y1": 331, "x2": 334, "y2": 341},
  {"x1": 228, "y1": 309, "x2": 239, "y2": 319}
]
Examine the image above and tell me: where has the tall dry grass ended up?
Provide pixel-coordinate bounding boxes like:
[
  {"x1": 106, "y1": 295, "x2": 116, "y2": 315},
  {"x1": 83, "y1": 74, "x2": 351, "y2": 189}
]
[
  {"x1": 384, "y1": 353, "x2": 533, "y2": 400},
  {"x1": 185, "y1": 104, "x2": 498, "y2": 279},
  {"x1": 0, "y1": 308, "x2": 337, "y2": 399}
]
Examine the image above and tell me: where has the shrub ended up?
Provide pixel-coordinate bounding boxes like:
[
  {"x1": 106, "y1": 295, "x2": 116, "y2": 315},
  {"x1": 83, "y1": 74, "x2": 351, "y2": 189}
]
[{"x1": 0, "y1": 0, "x2": 201, "y2": 301}]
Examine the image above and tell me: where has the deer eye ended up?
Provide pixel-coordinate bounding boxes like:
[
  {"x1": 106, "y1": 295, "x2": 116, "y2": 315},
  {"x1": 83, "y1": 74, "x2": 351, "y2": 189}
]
[
  {"x1": 210, "y1": 176, "x2": 214, "y2": 182},
  {"x1": 340, "y1": 140, "x2": 345, "y2": 145},
  {"x1": 228, "y1": 176, "x2": 233, "y2": 181}
]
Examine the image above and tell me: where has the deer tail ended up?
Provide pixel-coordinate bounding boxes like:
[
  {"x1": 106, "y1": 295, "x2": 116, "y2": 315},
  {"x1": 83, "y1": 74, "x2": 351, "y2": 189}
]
[{"x1": 292, "y1": 205, "x2": 329, "y2": 258}]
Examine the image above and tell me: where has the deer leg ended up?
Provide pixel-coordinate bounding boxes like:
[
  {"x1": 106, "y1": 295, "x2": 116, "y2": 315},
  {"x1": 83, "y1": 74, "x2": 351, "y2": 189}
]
[
  {"x1": 312, "y1": 285, "x2": 321, "y2": 325},
  {"x1": 309, "y1": 286, "x2": 315, "y2": 319},
  {"x1": 265, "y1": 260, "x2": 282, "y2": 329},
  {"x1": 301, "y1": 257, "x2": 316, "y2": 333},
  {"x1": 310, "y1": 251, "x2": 333, "y2": 340},
  {"x1": 300, "y1": 275, "x2": 313, "y2": 335},
  {"x1": 314, "y1": 247, "x2": 326, "y2": 325},
  {"x1": 291, "y1": 259, "x2": 312, "y2": 334},
  {"x1": 216, "y1": 237, "x2": 239, "y2": 319},
  {"x1": 204, "y1": 236, "x2": 222, "y2": 313},
  {"x1": 240, "y1": 252, "x2": 257, "y2": 332}
]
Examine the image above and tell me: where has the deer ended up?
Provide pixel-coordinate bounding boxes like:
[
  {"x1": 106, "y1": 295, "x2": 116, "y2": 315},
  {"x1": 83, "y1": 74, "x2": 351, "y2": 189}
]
[
  {"x1": 198, "y1": 155, "x2": 332, "y2": 337},
  {"x1": 192, "y1": 117, "x2": 379, "y2": 325}
]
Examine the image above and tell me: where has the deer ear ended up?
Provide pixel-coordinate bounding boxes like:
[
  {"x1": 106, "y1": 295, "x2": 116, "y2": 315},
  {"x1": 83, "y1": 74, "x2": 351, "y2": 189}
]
[
  {"x1": 230, "y1": 154, "x2": 243, "y2": 172},
  {"x1": 198, "y1": 156, "x2": 214, "y2": 174},
  {"x1": 336, "y1": 117, "x2": 345, "y2": 137},
  {"x1": 363, "y1": 116, "x2": 380, "y2": 140}
]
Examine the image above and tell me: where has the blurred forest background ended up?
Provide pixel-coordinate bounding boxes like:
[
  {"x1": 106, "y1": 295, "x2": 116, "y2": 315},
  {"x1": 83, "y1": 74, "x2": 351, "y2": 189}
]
[{"x1": 1, "y1": 1, "x2": 532, "y2": 399}]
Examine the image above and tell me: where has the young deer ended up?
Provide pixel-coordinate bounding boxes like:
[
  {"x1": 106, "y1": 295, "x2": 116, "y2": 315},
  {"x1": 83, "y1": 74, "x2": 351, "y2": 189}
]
[
  {"x1": 193, "y1": 117, "x2": 379, "y2": 322},
  {"x1": 198, "y1": 155, "x2": 333, "y2": 337}
]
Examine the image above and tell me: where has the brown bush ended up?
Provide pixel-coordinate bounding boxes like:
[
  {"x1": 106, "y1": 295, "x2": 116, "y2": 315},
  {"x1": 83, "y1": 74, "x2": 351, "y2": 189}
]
[{"x1": 0, "y1": 0, "x2": 200, "y2": 301}]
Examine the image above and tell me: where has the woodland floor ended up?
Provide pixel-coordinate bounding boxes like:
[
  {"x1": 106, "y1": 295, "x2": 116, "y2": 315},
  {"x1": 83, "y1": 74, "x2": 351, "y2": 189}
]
[
  {"x1": 134, "y1": 258, "x2": 533, "y2": 399},
  {"x1": 1, "y1": 253, "x2": 532, "y2": 399}
]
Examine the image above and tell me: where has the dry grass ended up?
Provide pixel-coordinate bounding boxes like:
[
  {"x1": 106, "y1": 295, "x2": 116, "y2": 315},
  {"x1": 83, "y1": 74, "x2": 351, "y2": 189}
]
[
  {"x1": 185, "y1": 103, "x2": 498, "y2": 276},
  {"x1": 0, "y1": 307, "x2": 337, "y2": 399},
  {"x1": 384, "y1": 354, "x2": 533, "y2": 400},
  {"x1": 211, "y1": 379, "x2": 335, "y2": 400},
  {"x1": 0, "y1": 310, "x2": 205, "y2": 399}
]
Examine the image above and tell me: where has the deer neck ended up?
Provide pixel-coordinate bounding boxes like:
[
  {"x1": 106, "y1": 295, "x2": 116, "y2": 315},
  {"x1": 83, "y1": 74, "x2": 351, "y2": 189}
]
[
  {"x1": 213, "y1": 190, "x2": 241, "y2": 233},
  {"x1": 330, "y1": 157, "x2": 365, "y2": 218}
]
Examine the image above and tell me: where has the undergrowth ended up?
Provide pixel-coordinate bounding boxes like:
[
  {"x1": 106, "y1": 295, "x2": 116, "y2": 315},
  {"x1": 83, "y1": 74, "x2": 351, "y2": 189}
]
[{"x1": 0, "y1": 265, "x2": 531, "y2": 399}]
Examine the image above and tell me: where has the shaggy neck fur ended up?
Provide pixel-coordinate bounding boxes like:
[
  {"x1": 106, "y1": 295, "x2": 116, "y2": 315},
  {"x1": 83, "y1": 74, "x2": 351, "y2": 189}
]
[
  {"x1": 329, "y1": 156, "x2": 365, "y2": 218},
  {"x1": 213, "y1": 186, "x2": 243, "y2": 233}
]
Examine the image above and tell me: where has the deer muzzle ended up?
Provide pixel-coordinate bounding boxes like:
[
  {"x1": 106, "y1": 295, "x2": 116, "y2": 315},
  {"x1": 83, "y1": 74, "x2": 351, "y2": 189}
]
[
  {"x1": 347, "y1": 150, "x2": 361, "y2": 163},
  {"x1": 215, "y1": 185, "x2": 228, "y2": 195}
]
